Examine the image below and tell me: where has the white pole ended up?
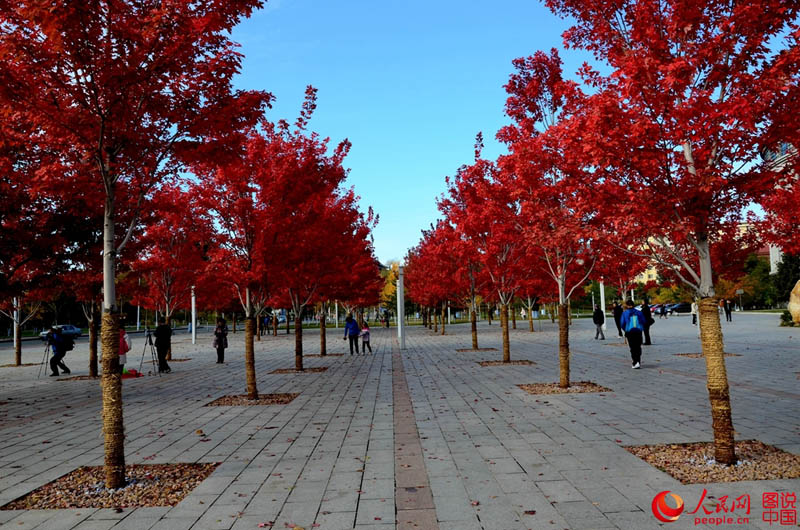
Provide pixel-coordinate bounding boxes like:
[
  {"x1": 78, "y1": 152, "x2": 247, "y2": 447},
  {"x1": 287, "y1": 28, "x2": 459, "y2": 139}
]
[
  {"x1": 630, "y1": 289, "x2": 635, "y2": 302},
  {"x1": 191, "y1": 285, "x2": 196, "y2": 345},
  {"x1": 397, "y1": 266, "x2": 405, "y2": 349},
  {"x1": 448, "y1": 304, "x2": 451, "y2": 325},
  {"x1": 600, "y1": 281, "x2": 607, "y2": 331},
  {"x1": 334, "y1": 301, "x2": 339, "y2": 328},
  {"x1": 12, "y1": 297, "x2": 19, "y2": 344},
  {"x1": 136, "y1": 277, "x2": 141, "y2": 331}
]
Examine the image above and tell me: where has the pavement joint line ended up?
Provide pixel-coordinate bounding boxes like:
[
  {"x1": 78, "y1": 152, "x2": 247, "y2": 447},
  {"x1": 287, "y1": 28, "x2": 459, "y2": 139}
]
[{"x1": 393, "y1": 338, "x2": 439, "y2": 529}]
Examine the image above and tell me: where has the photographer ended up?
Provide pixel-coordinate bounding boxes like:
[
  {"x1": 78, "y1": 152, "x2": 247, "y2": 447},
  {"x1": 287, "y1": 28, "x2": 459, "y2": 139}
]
[
  {"x1": 154, "y1": 317, "x2": 172, "y2": 373},
  {"x1": 47, "y1": 326, "x2": 71, "y2": 377}
]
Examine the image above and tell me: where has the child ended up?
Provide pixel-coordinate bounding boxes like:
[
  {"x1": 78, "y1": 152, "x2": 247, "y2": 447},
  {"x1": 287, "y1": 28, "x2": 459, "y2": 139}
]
[{"x1": 360, "y1": 322, "x2": 372, "y2": 354}]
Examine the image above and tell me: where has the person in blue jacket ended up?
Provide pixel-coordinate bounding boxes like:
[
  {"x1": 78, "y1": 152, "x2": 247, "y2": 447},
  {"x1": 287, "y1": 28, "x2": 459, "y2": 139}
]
[
  {"x1": 619, "y1": 300, "x2": 645, "y2": 369},
  {"x1": 343, "y1": 315, "x2": 361, "y2": 355}
]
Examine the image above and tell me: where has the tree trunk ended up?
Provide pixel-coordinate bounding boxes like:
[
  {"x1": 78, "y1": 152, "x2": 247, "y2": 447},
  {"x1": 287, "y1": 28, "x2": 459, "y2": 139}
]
[
  {"x1": 558, "y1": 303, "x2": 570, "y2": 388},
  {"x1": 511, "y1": 304, "x2": 516, "y2": 329},
  {"x1": 295, "y1": 312, "x2": 304, "y2": 371},
  {"x1": 320, "y1": 305, "x2": 327, "y2": 356},
  {"x1": 500, "y1": 303, "x2": 510, "y2": 362},
  {"x1": 233, "y1": 313, "x2": 237, "y2": 333},
  {"x1": 427, "y1": 308, "x2": 432, "y2": 329},
  {"x1": 487, "y1": 303, "x2": 492, "y2": 326},
  {"x1": 256, "y1": 315, "x2": 261, "y2": 341},
  {"x1": 101, "y1": 190, "x2": 125, "y2": 490},
  {"x1": 470, "y1": 305, "x2": 478, "y2": 349},
  {"x1": 273, "y1": 313, "x2": 278, "y2": 336},
  {"x1": 528, "y1": 304, "x2": 534, "y2": 332},
  {"x1": 550, "y1": 303, "x2": 556, "y2": 323},
  {"x1": 422, "y1": 308, "x2": 427, "y2": 328},
  {"x1": 165, "y1": 315, "x2": 172, "y2": 360},
  {"x1": 14, "y1": 319, "x2": 21, "y2": 366},
  {"x1": 89, "y1": 304, "x2": 99, "y2": 377},
  {"x1": 100, "y1": 311, "x2": 125, "y2": 489},
  {"x1": 440, "y1": 304, "x2": 446, "y2": 335},
  {"x1": 433, "y1": 310, "x2": 438, "y2": 333},
  {"x1": 245, "y1": 317, "x2": 257, "y2": 399},
  {"x1": 286, "y1": 310, "x2": 290, "y2": 334},
  {"x1": 699, "y1": 297, "x2": 736, "y2": 464}
]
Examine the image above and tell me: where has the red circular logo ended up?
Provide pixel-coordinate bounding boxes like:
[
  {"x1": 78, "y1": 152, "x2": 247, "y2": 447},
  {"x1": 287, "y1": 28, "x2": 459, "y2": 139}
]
[{"x1": 652, "y1": 491, "x2": 684, "y2": 523}]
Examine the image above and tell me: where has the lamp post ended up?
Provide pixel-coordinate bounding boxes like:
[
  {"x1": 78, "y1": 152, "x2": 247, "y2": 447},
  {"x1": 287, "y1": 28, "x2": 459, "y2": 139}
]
[
  {"x1": 397, "y1": 266, "x2": 405, "y2": 349},
  {"x1": 600, "y1": 281, "x2": 607, "y2": 330},
  {"x1": 191, "y1": 285, "x2": 196, "y2": 345}
]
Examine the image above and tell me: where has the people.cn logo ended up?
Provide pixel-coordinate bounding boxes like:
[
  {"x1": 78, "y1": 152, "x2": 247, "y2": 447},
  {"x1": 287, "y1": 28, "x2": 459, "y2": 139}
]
[{"x1": 652, "y1": 491, "x2": 685, "y2": 522}]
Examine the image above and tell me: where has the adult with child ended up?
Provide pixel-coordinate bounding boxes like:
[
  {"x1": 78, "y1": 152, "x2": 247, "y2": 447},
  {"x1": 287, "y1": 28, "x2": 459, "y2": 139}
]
[
  {"x1": 360, "y1": 321, "x2": 372, "y2": 354},
  {"x1": 343, "y1": 315, "x2": 361, "y2": 354},
  {"x1": 214, "y1": 317, "x2": 229, "y2": 363},
  {"x1": 154, "y1": 317, "x2": 172, "y2": 373},
  {"x1": 620, "y1": 300, "x2": 645, "y2": 369}
]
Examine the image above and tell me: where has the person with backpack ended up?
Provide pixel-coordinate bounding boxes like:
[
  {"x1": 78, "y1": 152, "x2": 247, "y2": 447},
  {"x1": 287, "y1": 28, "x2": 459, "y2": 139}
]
[
  {"x1": 343, "y1": 315, "x2": 360, "y2": 354},
  {"x1": 47, "y1": 326, "x2": 71, "y2": 376},
  {"x1": 619, "y1": 300, "x2": 645, "y2": 369}
]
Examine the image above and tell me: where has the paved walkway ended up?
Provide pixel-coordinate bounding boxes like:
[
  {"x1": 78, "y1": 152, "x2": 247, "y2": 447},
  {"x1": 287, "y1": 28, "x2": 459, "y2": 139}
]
[{"x1": 0, "y1": 313, "x2": 797, "y2": 529}]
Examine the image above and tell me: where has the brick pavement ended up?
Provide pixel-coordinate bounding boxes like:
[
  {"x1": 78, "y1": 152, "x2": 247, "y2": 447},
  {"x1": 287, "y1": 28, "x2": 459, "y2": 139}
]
[{"x1": 0, "y1": 313, "x2": 797, "y2": 529}]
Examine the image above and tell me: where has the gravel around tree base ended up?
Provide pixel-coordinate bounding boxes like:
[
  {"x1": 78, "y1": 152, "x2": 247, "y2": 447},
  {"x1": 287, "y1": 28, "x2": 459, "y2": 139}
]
[
  {"x1": 205, "y1": 393, "x2": 299, "y2": 406},
  {"x1": 456, "y1": 348, "x2": 498, "y2": 352},
  {"x1": 269, "y1": 367, "x2": 328, "y2": 374},
  {"x1": 674, "y1": 352, "x2": 742, "y2": 358},
  {"x1": 478, "y1": 360, "x2": 535, "y2": 366},
  {"x1": 1, "y1": 463, "x2": 219, "y2": 510},
  {"x1": 625, "y1": 440, "x2": 800, "y2": 484},
  {"x1": 303, "y1": 353, "x2": 345, "y2": 357},
  {"x1": 58, "y1": 375, "x2": 100, "y2": 381},
  {"x1": 517, "y1": 381, "x2": 612, "y2": 394}
]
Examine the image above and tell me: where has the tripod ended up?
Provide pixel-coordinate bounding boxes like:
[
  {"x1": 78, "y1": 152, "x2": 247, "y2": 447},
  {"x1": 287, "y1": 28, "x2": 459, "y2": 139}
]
[
  {"x1": 37, "y1": 343, "x2": 50, "y2": 379},
  {"x1": 138, "y1": 329, "x2": 160, "y2": 376}
]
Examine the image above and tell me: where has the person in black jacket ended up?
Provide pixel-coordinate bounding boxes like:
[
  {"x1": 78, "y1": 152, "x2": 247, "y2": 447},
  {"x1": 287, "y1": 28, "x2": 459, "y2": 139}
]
[
  {"x1": 612, "y1": 302, "x2": 623, "y2": 337},
  {"x1": 592, "y1": 305, "x2": 605, "y2": 340},
  {"x1": 154, "y1": 317, "x2": 172, "y2": 373},
  {"x1": 641, "y1": 300, "x2": 654, "y2": 345}
]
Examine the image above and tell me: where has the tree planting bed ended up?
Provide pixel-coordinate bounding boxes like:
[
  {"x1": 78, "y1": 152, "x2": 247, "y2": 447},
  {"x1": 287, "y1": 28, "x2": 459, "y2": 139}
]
[
  {"x1": 625, "y1": 440, "x2": 800, "y2": 484},
  {"x1": 0, "y1": 463, "x2": 219, "y2": 510},
  {"x1": 517, "y1": 381, "x2": 612, "y2": 395}
]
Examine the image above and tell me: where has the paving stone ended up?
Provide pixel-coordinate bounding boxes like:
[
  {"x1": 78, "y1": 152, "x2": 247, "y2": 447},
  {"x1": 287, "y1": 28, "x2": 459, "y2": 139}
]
[{"x1": 1, "y1": 317, "x2": 797, "y2": 530}]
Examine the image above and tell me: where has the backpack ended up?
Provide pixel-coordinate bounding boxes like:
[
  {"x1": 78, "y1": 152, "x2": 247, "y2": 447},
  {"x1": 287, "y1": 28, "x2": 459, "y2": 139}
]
[
  {"x1": 625, "y1": 311, "x2": 643, "y2": 332},
  {"x1": 63, "y1": 335, "x2": 75, "y2": 352}
]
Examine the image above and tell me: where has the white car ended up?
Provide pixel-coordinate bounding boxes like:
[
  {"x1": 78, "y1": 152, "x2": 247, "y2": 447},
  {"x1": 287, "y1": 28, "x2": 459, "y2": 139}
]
[{"x1": 40, "y1": 324, "x2": 83, "y2": 341}]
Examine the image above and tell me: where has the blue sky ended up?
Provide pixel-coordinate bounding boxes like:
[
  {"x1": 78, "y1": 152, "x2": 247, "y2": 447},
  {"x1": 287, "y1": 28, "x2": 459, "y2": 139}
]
[{"x1": 231, "y1": 1, "x2": 594, "y2": 265}]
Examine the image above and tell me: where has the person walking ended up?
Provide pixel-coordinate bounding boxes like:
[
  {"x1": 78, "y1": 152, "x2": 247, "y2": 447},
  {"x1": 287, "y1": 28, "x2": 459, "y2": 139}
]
[
  {"x1": 118, "y1": 326, "x2": 130, "y2": 374},
  {"x1": 154, "y1": 317, "x2": 172, "y2": 373},
  {"x1": 691, "y1": 301, "x2": 698, "y2": 326},
  {"x1": 343, "y1": 315, "x2": 360, "y2": 354},
  {"x1": 360, "y1": 322, "x2": 372, "y2": 354},
  {"x1": 214, "y1": 318, "x2": 228, "y2": 363},
  {"x1": 723, "y1": 299, "x2": 733, "y2": 322},
  {"x1": 641, "y1": 300, "x2": 654, "y2": 345},
  {"x1": 612, "y1": 302, "x2": 624, "y2": 337},
  {"x1": 620, "y1": 300, "x2": 645, "y2": 369},
  {"x1": 47, "y1": 326, "x2": 71, "y2": 376},
  {"x1": 592, "y1": 304, "x2": 605, "y2": 340}
]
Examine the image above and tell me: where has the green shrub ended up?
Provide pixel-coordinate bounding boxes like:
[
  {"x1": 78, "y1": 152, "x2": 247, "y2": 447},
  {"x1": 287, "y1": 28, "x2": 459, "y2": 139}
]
[{"x1": 779, "y1": 310, "x2": 795, "y2": 327}]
